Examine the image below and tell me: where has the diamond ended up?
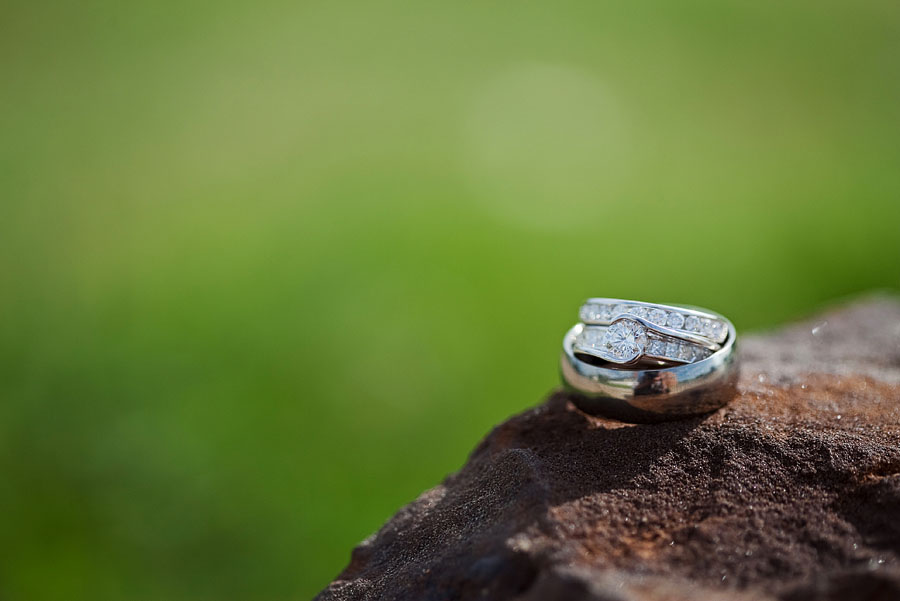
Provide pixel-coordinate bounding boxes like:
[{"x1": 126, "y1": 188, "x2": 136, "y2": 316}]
[
  {"x1": 678, "y1": 344, "x2": 693, "y2": 361},
  {"x1": 649, "y1": 308, "x2": 668, "y2": 325},
  {"x1": 665, "y1": 341, "x2": 680, "y2": 359},
  {"x1": 598, "y1": 319, "x2": 647, "y2": 364},
  {"x1": 631, "y1": 306, "x2": 649, "y2": 319},
  {"x1": 709, "y1": 320, "x2": 726, "y2": 342},
  {"x1": 580, "y1": 303, "x2": 619, "y2": 323},
  {"x1": 579, "y1": 304, "x2": 595, "y2": 322},
  {"x1": 666, "y1": 312, "x2": 684, "y2": 329},
  {"x1": 575, "y1": 326, "x2": 604, "y2": 350},
  {"x1": 613, "y1": 304, "x2": 630, "y2": 317},
  {"x1": 648, "y1": 339, "x2": 666, "y2": 356},
  {"x1": 579, "y1": 303, "x2": 603, "y2": 322},
  {"x1": 692, "y1": 346, "x2": 711, "y2": 362},
  {"x1": 684, "y1": 315, "x2": 701, "y2": 332},
  {"x1": 700, "y1": 318, "x2": 713, "y2": 337}
]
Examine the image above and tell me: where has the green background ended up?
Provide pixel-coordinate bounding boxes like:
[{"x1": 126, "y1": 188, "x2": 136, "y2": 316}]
[{"x1": 2, "y1": 0, "x2": 899, "y2": 598}]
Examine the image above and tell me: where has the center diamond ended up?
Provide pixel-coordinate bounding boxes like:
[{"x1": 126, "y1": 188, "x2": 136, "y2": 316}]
[{"x1": 599, "y1": 319, "x2": 648, "y2": 364}]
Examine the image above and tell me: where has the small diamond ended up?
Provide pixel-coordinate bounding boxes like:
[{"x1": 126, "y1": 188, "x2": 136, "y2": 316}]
[
  {"x1": 631, "y1": 306, "x2": 649, "y2": 319},
  {"x1": 684, "y1": 315, "x2": 701, "y2": 332},
  {"x1": 613, "y1": 304, "x2": 630, "y2": 317},
  {"x1": 579, "y1": 304, "x2": 596, "y2": 322},
  {"x1": 579, "y1": 303, "x2": 603, "y2": 322},
  {"x1": 576, "y1": 327, "x2": 603, "y2": 350},
  {"x1": 666, "y1": 312, "x2": 684, "y2": 329},
  {"x1": 709, "y1": 320, "x2": 725, "y2": 342},
  {"x1": 648, "y1": 339, "x2": 666, "y2": 356},
  {"x1": 692, "y1": 347, "x2": 710, "y2": 362},
  {"x1": 700, "y1": 318, "x2": 713, "y2": 337},
  {"x1": 665, "y1": 341, "x2": 680, "y2": 359},
  {"x1": 678, "y1": 344, "x2": 693, "y2": 361},
  {"x1": 580, "y1": 303, "x2": 618, "y2": 322},
  {"x1": 649, "y1": 308, "x2": 667, "y2": 325}
]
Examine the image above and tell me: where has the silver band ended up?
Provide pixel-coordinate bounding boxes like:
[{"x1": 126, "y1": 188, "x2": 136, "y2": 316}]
[{"x1": 561, "y1": 299, "x2": 739, "y2": 422}]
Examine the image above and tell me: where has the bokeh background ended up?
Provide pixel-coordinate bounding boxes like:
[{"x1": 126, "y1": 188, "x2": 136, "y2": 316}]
[{"x1": 2, "y1": 0, "x2": 899, "y2": 598}]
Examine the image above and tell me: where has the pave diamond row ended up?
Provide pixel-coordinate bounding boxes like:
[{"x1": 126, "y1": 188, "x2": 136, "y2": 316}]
[
  {"x1": 579, "y1": 302, "x2": 728, "y2": 343},
  {"x1": 645, "y1": 333, "x2": 712, "y2": 363},
  {"x1": 575, "y1": 324, "x2": 713, "y2": 365}
]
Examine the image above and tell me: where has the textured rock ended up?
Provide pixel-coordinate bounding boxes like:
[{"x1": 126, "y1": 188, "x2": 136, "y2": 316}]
[{"x1": 317, "y1": 296, "x2": 900, "y2": 601}]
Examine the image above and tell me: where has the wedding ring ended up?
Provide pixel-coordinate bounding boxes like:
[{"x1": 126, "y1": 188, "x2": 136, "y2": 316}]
[
  {"x1": 560, "y1": 299, "x2": 739, "y2": 422},
  {"x1": 573, "y1": 298, "x2": 732, "y2": 367},
  {"x1": 579, "y1": 298, "x2": 729, "y2": 345},
  {"x1": 574, "y1": 322, "x2": 715, "y2": 367}
]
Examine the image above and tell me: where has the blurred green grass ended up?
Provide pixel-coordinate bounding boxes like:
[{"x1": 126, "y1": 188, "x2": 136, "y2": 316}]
[{"x1": 1, "y1": 0, "x2": 899, "y2": 598}]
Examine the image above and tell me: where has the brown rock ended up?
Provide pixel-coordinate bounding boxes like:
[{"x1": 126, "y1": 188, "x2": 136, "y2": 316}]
[{"x1": 317, "y1": 296, "x2": 900, "y2": 601}]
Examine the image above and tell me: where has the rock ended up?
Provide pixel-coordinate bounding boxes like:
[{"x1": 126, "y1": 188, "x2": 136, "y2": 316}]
[{"x1": 316, "y1": 296, "x2": 900, "y2": 601}]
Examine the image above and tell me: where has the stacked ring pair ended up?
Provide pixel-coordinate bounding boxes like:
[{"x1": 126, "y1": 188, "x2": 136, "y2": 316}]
[{"x1": 560, "y1": 298, "x2": 739, "y2": 422}]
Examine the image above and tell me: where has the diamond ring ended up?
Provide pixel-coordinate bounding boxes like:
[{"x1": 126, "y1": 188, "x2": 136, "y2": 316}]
[
  {"x1": 579, "y1": 298, "x2": 729, "y2": 344},
  {"x1": 560, "y1": 298, "x2": 739, "y2": 421},
  {"x1": 575, "y1": 322, "x2": 715, "y2": 367},
  {"x1": 573, "y1": 299, "x2": 731, "y2": 367}
]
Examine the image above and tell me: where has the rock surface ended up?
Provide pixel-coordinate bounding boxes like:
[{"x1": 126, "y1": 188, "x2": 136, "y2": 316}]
[{"x1": 317, "y1": 296, "x2": 900, "y2": 601}]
